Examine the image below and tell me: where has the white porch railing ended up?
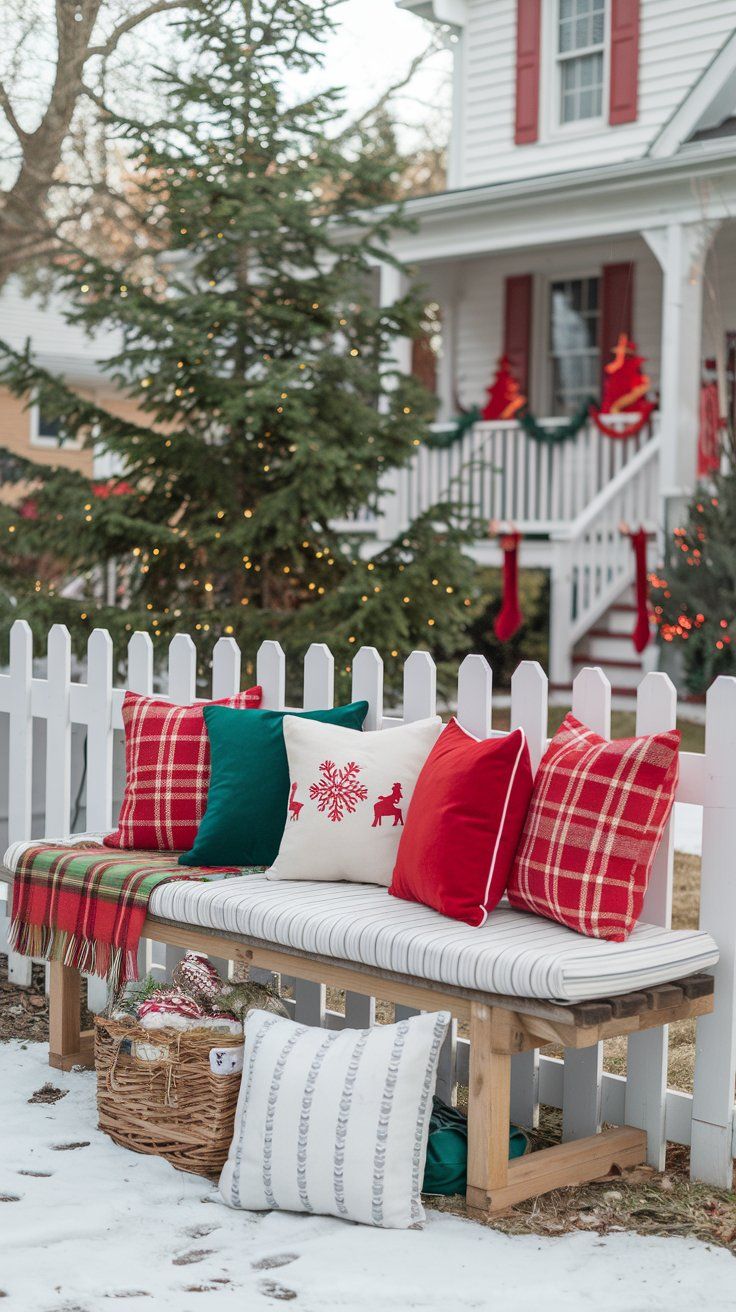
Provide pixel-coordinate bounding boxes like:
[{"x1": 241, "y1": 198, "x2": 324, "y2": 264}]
[
  {"x1": 0, "y1": 622, "x2": 734, "y2": 1189},
  {"x1": 335, "y1": 414, "x2": 660, "y2": 541},
  {"x1": 548, "y1": 430, "x2": 662, "y2": 684}
]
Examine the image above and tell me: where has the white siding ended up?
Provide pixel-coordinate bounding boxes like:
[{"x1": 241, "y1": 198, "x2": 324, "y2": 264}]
[
  {"x1": 419, "y1": 237, "x2": 662, "y2": 413},
  {"x1": 459, "y1": 0, "x2": 736, "y2": 189},
  {"x1": 0, "y1": 277, "x2": 121, "y2": 381}
]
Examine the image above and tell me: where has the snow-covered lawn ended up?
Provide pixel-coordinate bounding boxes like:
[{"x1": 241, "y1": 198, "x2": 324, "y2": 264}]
[{"x1": 1, "y1": 1043, "x2": 734, "y2": 1311}]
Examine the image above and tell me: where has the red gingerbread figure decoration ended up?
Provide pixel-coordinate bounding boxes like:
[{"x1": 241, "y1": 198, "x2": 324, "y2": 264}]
[
  {"x1": 481, "y1": 355, "x2": 527, "y2": 421},
  {"x1": 601, "y1": 333, "x2": 651, "y2": 413},
  {"x1": 372, "y1": 783, "x2": 404, "y2": 827}
]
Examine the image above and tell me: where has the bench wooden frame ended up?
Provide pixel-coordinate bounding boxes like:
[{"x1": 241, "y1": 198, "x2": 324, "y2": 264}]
[{"x1": 45, "y1": 909, "x2": 715, "y2": 1216}]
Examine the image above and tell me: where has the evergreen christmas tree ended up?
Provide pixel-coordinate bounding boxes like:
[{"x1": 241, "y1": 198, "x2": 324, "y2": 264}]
[
  {"x1": 0, "y1": 0, "x2": 476, "y2": 690},
  {"x1": 652, "y1": 465, "x2": 736, "y2": 693}
]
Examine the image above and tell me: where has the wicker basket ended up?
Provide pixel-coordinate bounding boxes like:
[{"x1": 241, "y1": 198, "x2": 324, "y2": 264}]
[{"x1": 95, "y1": 1015, "x2": 243, "y2": 1178}]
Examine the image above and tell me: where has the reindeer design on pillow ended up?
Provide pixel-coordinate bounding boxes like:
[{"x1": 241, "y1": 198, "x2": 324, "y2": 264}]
[{"x1": 372, "y1": 782, "x2": 403, "y2": 828}]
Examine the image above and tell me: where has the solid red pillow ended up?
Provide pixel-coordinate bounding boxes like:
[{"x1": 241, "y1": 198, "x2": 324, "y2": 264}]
[
  {"x1": 388, "y1": 718, "x2": 533, "y2": 927},
  {"x1": 507, "y1": 712, "x2": 680, "y2": 941},
  {"x1": 104, "y1": 687, "x2": 261, "y2": 851}
]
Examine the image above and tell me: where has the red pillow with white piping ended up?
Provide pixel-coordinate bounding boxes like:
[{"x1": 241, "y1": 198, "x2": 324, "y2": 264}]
[
  {"x1": 104, "y1": 687, "x2": 261, "y2": 852},
  {"x1": 388, "y1": 718, "x2": 533, "y2": 927}
]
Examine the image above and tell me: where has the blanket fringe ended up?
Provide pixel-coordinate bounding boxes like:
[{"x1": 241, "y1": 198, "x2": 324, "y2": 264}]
[{"x1": 8, "y1": 918, "x2": 138, "y2": 992}]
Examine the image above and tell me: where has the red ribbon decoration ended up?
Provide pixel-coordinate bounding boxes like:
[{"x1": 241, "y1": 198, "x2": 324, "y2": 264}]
[{"x1": 588, "y1": 401, "x2": 655, "y2": 440}]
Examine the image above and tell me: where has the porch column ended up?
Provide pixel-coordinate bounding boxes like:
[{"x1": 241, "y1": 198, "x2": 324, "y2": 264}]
[
  {"x1": 378, "y1": 261, "x2": 412, "y2": 414},
  {"x1": 642, "y1": 221, "x2": 718, "y2": 505}
]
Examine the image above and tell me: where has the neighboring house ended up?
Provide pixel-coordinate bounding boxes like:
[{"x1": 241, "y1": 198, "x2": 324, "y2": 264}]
[
  {"x1": 365, "y1": 0, "x2": 736, "y2": 691},
  {"x1": 0, "y1": 277, "x2": 137, "y2": 489}
]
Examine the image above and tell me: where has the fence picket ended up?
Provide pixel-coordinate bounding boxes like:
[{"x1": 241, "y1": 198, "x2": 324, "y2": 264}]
[
  {"x1": 84, "y1": 630, "x2": 115, "y2": 1011},
  {"x1": 691, "y1": 676, "x2": 736, "y2": 1189},
  {"x1": 211, "y1": 636, "x2": 241, "y2": 698},
  {"x1": 127, "y1": 633, "x2": 154, "y2": 979},
  {"x1": 257, "y1": 640, "x2": 286, "y2": 710},
  {"x1": 45, "y1": 625, "x2": 72, "y2": 837},
  {"x1": 508, "y1": 661, "x2": 549, "y2": 1128},
  {"x1": 352, "y1": 647, "x2": 383, "y2": 730},
  {"x1": 625, "y1": 672, "x2": 677, "y2": 1167},
  {"x1": 457, "y1": 654, "x2": 492, "y2": 739},
  {"x1": 403, "y1": 650, "x2": 436, "y2": 722},
  {"x1": 6, "y1": 621, "x2": 33, "y2": 985},
  {"x1": 303, "y1": 643, "x2": 334, "y2": 710},
  {"x1": 127, "y1": 632, "x2": 153, "y2": 694},
  {"x1": 168, "y1": 633, "x2": 196, "y2": 704},
  {"x1": 159, "y1": 635, "x2": 198, "y2": 980},
  {"x1": 562, "y1": 667, "x2": 611, "y2": 1142}
]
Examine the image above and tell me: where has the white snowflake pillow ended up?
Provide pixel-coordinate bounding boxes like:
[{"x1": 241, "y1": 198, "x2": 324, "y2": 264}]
[
  {"x1": 219, "y1": 1007, "x2": 450, "y2": 1228},
  {"x1": 268, "y1": 715, "x2": 442, "y2": 886}
]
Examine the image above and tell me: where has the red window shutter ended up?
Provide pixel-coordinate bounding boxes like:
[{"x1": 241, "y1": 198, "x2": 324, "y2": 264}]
[
  {"x1": 411, "y1": 334, "x2": 437, "y2": 394},
  {"x1": 503, "y1": 274, "x2": 533, "y2": 395},
  {"x1": 609, "y1": 0, "x2": 640, "y2": 125},
  {"x1": 600, "y1": 262, "x2": 634, "y2": 386},
  {"x1": 515, "y1": 0, "x2": 542, "y2": 145}
]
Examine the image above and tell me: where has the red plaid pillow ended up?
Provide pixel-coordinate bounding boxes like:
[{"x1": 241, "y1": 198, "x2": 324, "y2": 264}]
[
  {"x1": 104, "y1": 687, "x2": 261, "y2": 851},
  {"x1": 507, "y1": 713, "x2": 679, "y2": 941}
]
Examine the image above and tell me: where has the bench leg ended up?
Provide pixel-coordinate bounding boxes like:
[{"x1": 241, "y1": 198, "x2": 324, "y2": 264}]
[
  {"x1": 465, "y1": 1000, "x2": 647, "y2": 1216},
  {"x1": 467, "y1": 1002, "x2": 511, "y2": 1212},
  {"x1": 48, "y1": 961, "x2": 94, "y2": 1071}
]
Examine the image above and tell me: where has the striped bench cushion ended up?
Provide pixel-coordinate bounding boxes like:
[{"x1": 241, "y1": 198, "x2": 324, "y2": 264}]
[
  {"x1": 3, "y1": 837, "x2": 718, "y2": 1004},
  {"x1": 149, "y1": 873, "x2": 717, "y2": 1005}
]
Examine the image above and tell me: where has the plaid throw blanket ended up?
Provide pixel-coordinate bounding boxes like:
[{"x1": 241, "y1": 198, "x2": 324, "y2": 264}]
[{"x1": 8, "y1": 841, "x2": 238, "y2": 992}]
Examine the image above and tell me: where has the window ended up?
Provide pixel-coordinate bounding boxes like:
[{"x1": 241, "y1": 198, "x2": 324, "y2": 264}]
[
  {"x1": 557, "y1": 0, "x2": 605, "y2": 124},
  {"x1": 30, "y1": 402, "x2": 81, "y2": 449},
  {"x1": 549, "y1": 277, "x2": 600, "y2": 414}
]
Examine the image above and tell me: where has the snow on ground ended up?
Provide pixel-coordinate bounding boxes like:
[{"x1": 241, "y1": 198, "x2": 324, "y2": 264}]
[
  {"x1": 674, "y1": 803, "x2": 703, "y2": 857},
  {"x1": 1, "y1": 1044, "x2": 734, "y2": 1312}
]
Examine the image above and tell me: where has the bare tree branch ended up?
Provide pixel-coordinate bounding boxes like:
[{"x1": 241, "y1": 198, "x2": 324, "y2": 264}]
[
  {"x1": 86, "y1": 0, "x2": 198, "y2": 60},
  {"x1": 0, "y1": 77, "x2": 26, "y2": 143}
]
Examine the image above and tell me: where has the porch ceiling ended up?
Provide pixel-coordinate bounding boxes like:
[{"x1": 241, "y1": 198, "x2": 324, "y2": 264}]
[{"x1": 383, "y1": 143, "x2": 736, "y2": 265}]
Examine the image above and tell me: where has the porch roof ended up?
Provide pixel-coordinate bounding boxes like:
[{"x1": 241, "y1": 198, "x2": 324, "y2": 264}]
[{"x1": 380, "y1": 139, "x2": 736, "y2": 264}]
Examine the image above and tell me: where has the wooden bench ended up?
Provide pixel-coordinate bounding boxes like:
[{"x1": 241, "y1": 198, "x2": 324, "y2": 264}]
[{"x1": 33, "y1": 892, "x2": 714, "y2": 1216}]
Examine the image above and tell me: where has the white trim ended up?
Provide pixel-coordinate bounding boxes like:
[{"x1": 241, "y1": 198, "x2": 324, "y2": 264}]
[
  {"x1": 649, "y1": 31, "x2": 736, "y2": 161},
  {"x1": 541, "y1": 0, "x2": 610, "y2": 142},
  {"x1": 538, "y1": 266, "x2": 602, "y2": 415},
  {"x1": 29, "y1": 401, "x2": 83, "y2": 451}
]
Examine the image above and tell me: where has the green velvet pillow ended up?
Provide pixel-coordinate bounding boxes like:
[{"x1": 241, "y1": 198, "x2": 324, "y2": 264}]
[{"x1": 179, "y1": 700, "x2": 369, "y2": 868}]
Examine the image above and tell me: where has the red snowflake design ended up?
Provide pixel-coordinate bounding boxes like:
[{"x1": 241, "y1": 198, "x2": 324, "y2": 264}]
[{"x1": 309, "y1": 759, "x2": 368, "y2": 823}]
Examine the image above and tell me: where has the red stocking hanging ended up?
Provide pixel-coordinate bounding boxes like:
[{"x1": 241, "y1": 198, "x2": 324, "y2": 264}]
[
  {"x1": 630, "y1": 527, "x2": 652, "y2": 654},
  {"x1": 494, "y1": 532, "x2": 523, "y2": 642}
]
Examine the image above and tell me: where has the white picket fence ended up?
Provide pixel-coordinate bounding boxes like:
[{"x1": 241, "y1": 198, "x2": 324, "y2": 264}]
[{"x1": 0, "y1": 619, "x2": 734, "y2": 1190}]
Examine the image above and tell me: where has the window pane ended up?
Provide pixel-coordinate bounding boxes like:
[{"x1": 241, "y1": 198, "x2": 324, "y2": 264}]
[
  {"x1": 560, "y1": 52, "x2": 602, "y2": 121},
  {"x1": 549, "y1": 277, "x2": 601, "y2": 414}
]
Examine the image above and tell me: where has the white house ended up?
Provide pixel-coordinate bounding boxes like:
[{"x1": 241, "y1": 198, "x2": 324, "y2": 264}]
[{"x1": 366, "y1": 1, "x2": 736, "y2": 691}]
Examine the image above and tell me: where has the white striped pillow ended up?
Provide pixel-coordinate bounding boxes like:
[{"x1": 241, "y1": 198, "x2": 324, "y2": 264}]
[{"x1": 219, "y1": 1008, "x2": 450, "y2": 1229}]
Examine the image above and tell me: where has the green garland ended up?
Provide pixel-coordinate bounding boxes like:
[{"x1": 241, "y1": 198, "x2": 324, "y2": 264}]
[
  {"x1": 517, "y1": 398, "x2": 595, "y2": 444},
  {"x1": 423, "y1": 407, "x2": 481, "y2": 448},
  {"x1": 424, "y1": 398, "x2": 596, "y2": 450}
]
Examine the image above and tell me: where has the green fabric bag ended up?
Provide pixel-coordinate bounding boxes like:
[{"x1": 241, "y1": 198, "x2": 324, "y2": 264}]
[
  {"x1": 180, "y1": 700, "x2": 369, "y2": 869},
  {"x1": 422, "y1": 1096, "x2": 528, "y2": 1197}
]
